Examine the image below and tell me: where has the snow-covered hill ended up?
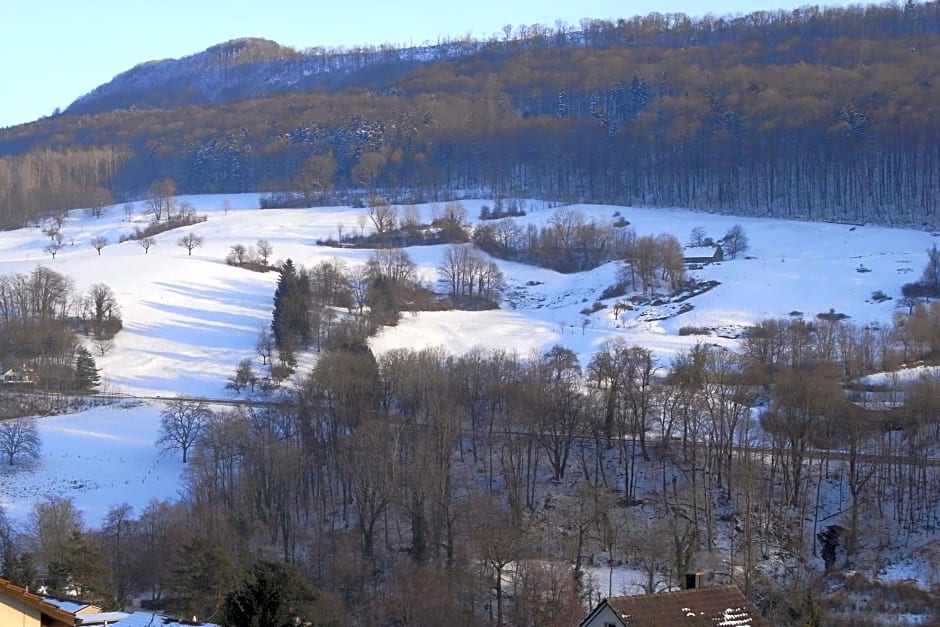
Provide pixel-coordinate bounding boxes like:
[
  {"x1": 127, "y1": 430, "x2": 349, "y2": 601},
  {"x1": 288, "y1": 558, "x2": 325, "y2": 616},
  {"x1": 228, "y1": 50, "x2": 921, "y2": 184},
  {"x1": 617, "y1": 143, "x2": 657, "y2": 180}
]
[{"x1": 0, "y1": 195, "x2": 935, "y2": 525}]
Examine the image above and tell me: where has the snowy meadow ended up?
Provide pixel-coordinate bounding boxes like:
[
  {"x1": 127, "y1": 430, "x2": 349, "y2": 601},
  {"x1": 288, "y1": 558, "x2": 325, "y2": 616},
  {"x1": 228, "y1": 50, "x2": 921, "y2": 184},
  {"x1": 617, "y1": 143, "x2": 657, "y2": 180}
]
[{"x1": 0, "y1": 193, "x2": 934, "y2": 533}]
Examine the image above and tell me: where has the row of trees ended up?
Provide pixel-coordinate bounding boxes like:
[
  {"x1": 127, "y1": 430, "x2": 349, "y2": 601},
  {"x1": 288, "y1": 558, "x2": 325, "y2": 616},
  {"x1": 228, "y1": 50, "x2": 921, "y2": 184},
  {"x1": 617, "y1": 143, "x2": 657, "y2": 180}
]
[
  {"x1": 6, "y1": 298, "x2": 940, "y2": 623},
  {"x1": 0, "y1": 267, "x2": 109, "y2": 391}
]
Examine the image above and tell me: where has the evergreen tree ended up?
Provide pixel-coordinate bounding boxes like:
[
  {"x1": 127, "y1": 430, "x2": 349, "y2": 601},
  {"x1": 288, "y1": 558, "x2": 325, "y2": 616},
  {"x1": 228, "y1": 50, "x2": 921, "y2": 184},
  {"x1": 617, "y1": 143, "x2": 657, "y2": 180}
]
[
  {"x1": 220, "y1": 561, "x2": 322, "y2": 627},
  {"x1": 271, "y1": 259, "x2": 310, "y2": 355},
  {"x1": 75, "y1": 346, "x2": 101, "y2": 391}
]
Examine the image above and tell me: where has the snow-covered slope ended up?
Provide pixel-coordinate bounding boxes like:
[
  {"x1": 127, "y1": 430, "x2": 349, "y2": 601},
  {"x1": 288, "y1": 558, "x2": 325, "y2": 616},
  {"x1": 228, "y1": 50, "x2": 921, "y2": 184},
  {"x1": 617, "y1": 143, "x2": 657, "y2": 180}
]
[{"x1": 0, "y1": 195, "x2": 934, "y2": 524}]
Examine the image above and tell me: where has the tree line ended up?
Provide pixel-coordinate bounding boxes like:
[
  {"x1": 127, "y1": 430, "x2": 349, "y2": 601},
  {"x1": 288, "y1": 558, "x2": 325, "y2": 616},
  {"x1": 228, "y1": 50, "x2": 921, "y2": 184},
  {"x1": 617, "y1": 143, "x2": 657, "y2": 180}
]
[{"x1": 0, "y1": 266, "x2": 113, "y2": 392}]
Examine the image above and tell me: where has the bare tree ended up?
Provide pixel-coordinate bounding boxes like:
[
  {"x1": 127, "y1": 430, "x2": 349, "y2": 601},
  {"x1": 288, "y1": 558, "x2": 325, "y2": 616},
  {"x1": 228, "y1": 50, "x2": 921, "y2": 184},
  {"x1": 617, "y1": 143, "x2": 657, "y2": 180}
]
[
  {"x1": 155, "y1": 398, "x2": 212, "y2": 463},
  {"x1": 471, "y1": 495, "x2": 531, "y2": 627},
  {"x1": 100, "y1": 503, "x2": 139, "y2": 606},
  {"x1": 123, "y1": 202, "x2": 135, "y2": 222},
  {"x1": 91, "y1": 235, "x2": 108, "y2": 256},
  {"x1": 137, "y1": 237, "x2": 156, "y2": 254},
  {"x1": 83, "y1": 283, "x2": 121, "y2": 338},
  {"x1": 256, "y1": 239, "x2": 273, "y2": 265},
  {"x1": 29, "y1": 496, "x2": 85, "y2": 584},
  {"x1": 256, "y1": 328, "x2": 274, "y2": 366},
  {"x1": 368, "y1": 196, "x2": 398, "y2": 240},
  {"x1": 921, "y1": 244, "x2": 940, "y2": 287},
  {"x1": 226, "y1": 244, "x2": 249, "y2": 266},
  {"x1": 722, "y1": 224, "x2": 749, "y2": 259},
  {"x1": 94, "y1": 337, "x2": 114, "y2": 356},
  {"x1": 657, "y1": 233, "x2": 686, "y2": 292},
  {"x1": 226, "y1": 358, "x2": 257, "y2": 394},
  {"x1": 146, "y1": 178, "x2": 176, "y2": 221},
  {"x1": 44, "y1": 233, "x2": 65, "y2": 259},
  {"x1": 688, "y1": 226, "x2": 708, "y2": 246},
  {"x1": 86, "y1": 187, "x2": 113, "y2": 219},
  {"x1": 0, "y1": 417, "x2": 41, "y2": 465},
  {"x1": 221, "y1": 199, "x2": 231, "y2": 216},
  {"x1": 177, "y1": 233, "x2": 204, "y2": 256}
]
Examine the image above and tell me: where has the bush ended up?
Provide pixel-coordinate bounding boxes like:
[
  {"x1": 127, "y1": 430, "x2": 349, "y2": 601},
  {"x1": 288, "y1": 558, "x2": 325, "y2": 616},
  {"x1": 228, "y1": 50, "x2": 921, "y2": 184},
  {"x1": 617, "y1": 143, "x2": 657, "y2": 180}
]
[
  {"x1": 679, "y1": 325, "x2": 711, "y2": 336},
  {"x1": 259, "y1": 192, "x2": 307, "y2": 208},
  {"x1": 119, "y1": 214, "x2": 206, "y2": 242},
  {"x1": 817, "y1": 308, "x2": 850, "y2": 322},
  {"x1": 902, "y1": 281, "x2": 940, "y2": 298},
  {"x1": 599, "y1": 282, "x2": 628, "y2": 300},
  {"x1": 579, "y1": 301, "x2": 606, "y2": 316},
  {"x1": 870, "y1": 290, "x2": 891, "y2": 302}
]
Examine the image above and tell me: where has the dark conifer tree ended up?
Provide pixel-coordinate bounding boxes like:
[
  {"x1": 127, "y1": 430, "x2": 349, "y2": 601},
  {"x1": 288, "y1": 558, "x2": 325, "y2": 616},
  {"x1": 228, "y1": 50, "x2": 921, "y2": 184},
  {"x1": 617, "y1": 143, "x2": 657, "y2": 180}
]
[
  {"x1": 271, "y1": 259, "x2": 312, "y2": 367},
  {"x1": 75, "y1": 346, "x2": 101, "y2": 391}
]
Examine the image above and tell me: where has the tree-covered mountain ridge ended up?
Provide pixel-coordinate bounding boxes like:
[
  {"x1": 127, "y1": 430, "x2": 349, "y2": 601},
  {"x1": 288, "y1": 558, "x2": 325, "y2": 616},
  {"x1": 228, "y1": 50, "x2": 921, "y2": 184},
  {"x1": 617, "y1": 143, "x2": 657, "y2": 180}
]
[
  {"x1": 1, "y1": 1, "x2": 938, "y2": 229},
  {"x1": 64, "y1": 36, "x2": 490, "y2": 115}
]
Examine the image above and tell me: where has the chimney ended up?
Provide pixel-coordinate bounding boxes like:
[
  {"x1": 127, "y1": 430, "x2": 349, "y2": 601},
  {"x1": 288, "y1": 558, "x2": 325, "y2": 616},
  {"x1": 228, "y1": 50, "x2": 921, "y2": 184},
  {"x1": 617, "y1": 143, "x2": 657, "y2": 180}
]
[{"x1": 685, "y1": 571, "x2": 705, "y2": 590}]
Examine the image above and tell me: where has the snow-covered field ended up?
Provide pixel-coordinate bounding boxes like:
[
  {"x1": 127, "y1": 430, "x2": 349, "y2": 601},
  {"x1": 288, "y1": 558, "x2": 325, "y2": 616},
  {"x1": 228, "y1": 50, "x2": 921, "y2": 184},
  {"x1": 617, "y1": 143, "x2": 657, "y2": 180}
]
[{"x1": 0, "y1": 194, "x2": 935, "y2": 528}]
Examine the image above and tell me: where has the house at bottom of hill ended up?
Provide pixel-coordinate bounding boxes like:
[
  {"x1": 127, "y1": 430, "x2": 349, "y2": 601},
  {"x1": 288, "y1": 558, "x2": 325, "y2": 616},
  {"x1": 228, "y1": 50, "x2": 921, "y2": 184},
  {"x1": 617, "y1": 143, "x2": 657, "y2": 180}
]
[
  {"x1": 579, "y1": 583, "x2": 768, "y2": 627},
  {"x1": 0, "y1": 576, "x2": 217, "y2": 627}
]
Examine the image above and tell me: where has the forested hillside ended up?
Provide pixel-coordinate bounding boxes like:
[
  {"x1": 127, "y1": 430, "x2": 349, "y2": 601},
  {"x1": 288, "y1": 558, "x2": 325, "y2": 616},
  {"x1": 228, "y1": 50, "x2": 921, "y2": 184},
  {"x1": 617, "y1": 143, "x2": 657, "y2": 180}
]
[{"x1": 0, "y1": 2, "x2": 938, "y2": 228}]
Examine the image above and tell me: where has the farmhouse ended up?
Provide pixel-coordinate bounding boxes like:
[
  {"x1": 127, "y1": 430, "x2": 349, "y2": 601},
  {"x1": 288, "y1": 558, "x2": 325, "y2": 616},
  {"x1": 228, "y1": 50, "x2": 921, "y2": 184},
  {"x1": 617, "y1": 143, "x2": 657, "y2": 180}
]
[
  {"x1": 3, "y1": 364, "x2": 34, "y2": 385},
  {"x1": 683, "y1": 246, "x2": 724, "y2": 265},
  {"x1": 579, "y1": 584, "x2": 767, "y2": 627}
]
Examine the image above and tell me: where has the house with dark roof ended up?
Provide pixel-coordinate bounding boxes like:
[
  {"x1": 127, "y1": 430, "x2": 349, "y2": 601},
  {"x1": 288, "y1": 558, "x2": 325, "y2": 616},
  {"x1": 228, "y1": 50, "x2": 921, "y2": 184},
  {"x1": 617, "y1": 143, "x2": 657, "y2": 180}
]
[{"x1": 579, "y1": 585, "x2": 768, "y2": 627}]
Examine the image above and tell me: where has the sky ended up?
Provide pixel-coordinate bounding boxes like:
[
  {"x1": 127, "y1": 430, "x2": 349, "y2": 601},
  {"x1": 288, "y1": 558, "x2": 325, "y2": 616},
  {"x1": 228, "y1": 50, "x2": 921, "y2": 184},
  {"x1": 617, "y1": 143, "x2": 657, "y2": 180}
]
[{"x1": 2, "y1": 0, "x2": 847, "y2": 129}]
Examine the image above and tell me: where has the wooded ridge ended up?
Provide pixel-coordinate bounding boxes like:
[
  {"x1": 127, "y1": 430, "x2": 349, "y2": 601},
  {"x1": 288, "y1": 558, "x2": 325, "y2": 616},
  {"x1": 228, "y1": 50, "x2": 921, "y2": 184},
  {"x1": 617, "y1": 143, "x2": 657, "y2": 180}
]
[{"x1": 0, "y1": 1, "x2": 938, "y2": 228}]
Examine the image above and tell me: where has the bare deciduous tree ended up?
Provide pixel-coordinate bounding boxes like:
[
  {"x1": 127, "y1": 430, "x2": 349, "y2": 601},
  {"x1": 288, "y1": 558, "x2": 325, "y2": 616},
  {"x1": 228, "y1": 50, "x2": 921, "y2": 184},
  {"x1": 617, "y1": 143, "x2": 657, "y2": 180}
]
[
  {"x1": 146, "y1": 178, "x2": 176, "y2": 221},
  {"x1": 723, "y1": 224, "x2": 749, "y2": 259},
  {"x1": 91, "y1": 235, "x2": 108, "y2": 256},
  {"x1": 368, "y1": 196, "x2": 398, "y2": 240},
  {"x1": 177, "y1": 233, "x2": 204, "y2": 256},
  {"x1": 137, "y1": 237, "x2": 156, "y2": 254},
  {"x1": 44, "y1": 233, "x2": 65, "y2": 259},
  {"x1": 0, "y1": 417, "x2": 41, "y2": 465},
  {"x1": 86, "y1": 188, "x2": 113, "y2": 219},
  {"x1": 256, "y1": 239, "x2": 273, "y2": 265},
  {"x1": 256, "y1": 328, "x2": 274, "y2": 366},
  {"x1": 156, "y1": 398, "x2": 212, "y2": 463}
]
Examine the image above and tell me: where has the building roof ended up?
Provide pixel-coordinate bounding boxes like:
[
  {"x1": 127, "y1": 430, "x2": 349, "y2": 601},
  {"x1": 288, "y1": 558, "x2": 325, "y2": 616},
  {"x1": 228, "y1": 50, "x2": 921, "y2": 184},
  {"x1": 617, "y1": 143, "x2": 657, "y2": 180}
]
[
  {"x1": 77, "y1": 610, "x2": 220, "y2": 627},
  {"x1": 76, "y1": 611, "x2": 130, "y2": 625},
  {"x1": 683, "y1": 246, "x2": 722, "y2": 260},
  {"x1": 0, "y1": 577, "x2": 77, "y2": 625},
  {"x1": 42, "y1": 597, "x2": 102, "y2": 614},
  {"x1": 583, "y1": 586, "x2": 768, "y2": 627}
]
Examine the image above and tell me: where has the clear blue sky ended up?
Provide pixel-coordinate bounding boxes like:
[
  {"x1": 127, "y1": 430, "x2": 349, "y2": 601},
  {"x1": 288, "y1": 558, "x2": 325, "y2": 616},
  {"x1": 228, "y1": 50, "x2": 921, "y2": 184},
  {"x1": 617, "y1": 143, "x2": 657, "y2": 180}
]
[{"x1": 3, "y1": 0, "x2": 842, "y2": 129}]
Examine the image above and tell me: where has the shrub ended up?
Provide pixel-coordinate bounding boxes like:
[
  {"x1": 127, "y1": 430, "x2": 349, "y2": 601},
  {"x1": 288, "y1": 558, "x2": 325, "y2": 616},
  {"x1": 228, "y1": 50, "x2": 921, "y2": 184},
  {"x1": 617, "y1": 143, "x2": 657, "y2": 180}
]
[
  {"x1": 579, "y1": 301, "x2": 606, "y2": 316},
  {"x1": 599, "y1": 282, "x2": 628, "y2": 300},
  {"x1": 119, "y1": 214, "x2": 206, "y2": 242},
  {"x1": 817, "y1": 308, "x2": 850, "y2": 322},
  {"x1": 679, "y1": 326, "x2": 711, "y2": 336},
  {"x1": 902, "y1": 281, "x2": 940, "y2": 298},
  {"x1": 259, "y1": 192, "x2": 306, "y2": 209}
]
